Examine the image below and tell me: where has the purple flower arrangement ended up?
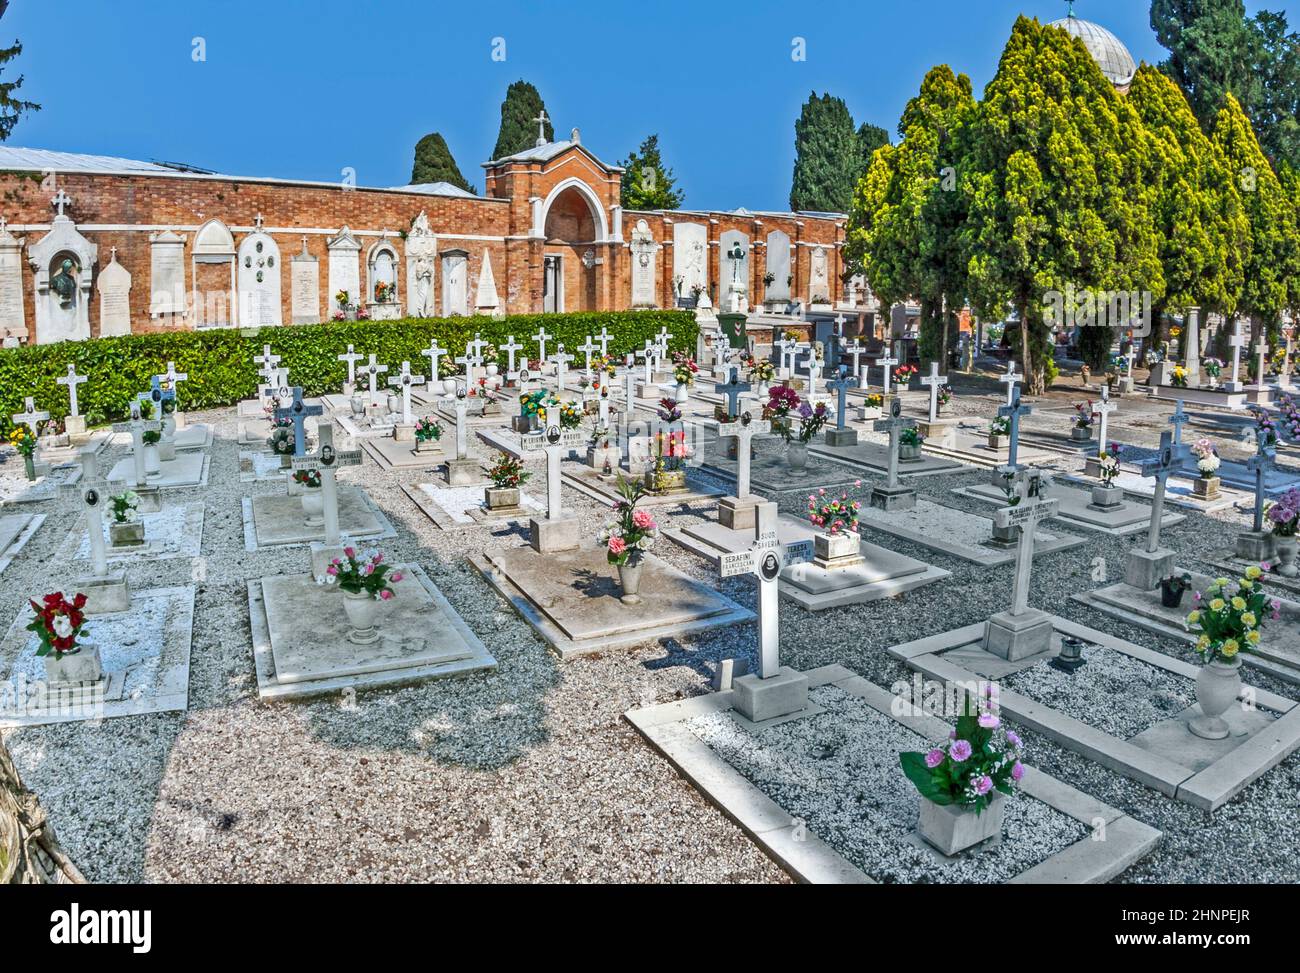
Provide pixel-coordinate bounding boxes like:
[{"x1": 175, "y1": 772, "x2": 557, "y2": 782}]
[
  {"x1": 1267, "y1": 488, "x2": 1300, "y2": 538},
  {"x1": 900, "y1": 702, "x2": 1025, "y2": 814}
]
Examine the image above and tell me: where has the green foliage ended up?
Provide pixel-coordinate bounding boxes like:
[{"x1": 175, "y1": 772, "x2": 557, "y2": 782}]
[
  {"x1": 0, "y1": 37, "x2": 38, "y2": 142},
  {"x1": 0, "y1": 311, "x2": 696, "y2": 436},
  {"x1": 789, "y1": 92, "x2": 860, "y2": 212},
  {"x1": 855, "y1": 121, "x2": 890, "y2": 181},
  {"x1": 492, "y1": 80, "x2": 553, "y2": 160},
  {"x1": 962, "y1": 16, "x2": 1163, "y2": 395},
  {"x1": 619, "y1": 134, "x2": 684, "y2": 210},
  {"x1": 410, "y1": 132, "x2": 475, "y2": 194},
  {"x1": 1129, "y1": 65, "x2": 1249, "y2": 321},
  {"x1": 1212, "y1": 92, "x2": 1300, "y2": 324}
]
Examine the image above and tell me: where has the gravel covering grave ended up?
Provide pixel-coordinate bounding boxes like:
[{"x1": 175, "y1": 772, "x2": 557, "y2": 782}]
[
  {"x1": 1004, "y1": 644, "x2": 1200, "y2": 739},
  {"x1": 686, "y1": 683, "x2": 1087, "y2": 883}
]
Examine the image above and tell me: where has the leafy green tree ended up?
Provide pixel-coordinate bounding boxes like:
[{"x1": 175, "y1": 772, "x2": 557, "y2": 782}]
[
  {"x1": 961, "y1": 16, "x2": 1163, "y2": 394},
  {"x1": 790, "y1": 92, "x2": 859, "y2": 212},
  {"x1": 491, "y1": 81, "x2": 553, "y2": 160},
  {"x1": 0, "y1": 34, "x2": 37, "y2": 142},
  {"x1": 855, "y1": 121, "x2": 890, "y2": 181},
  {"x1": 1211, "y1": 92, "x2": 1299, "y2": 336},
  {"x1": 618, "y1": 134, "x2": 683, "y2": 210},
  {"x1": 1246, "y1": 10, "x2": 1300, "y2": 169},
  {"x1": 1128, "y1": 65, "x2": 1248, "y2": 344},
  {"x1": 410, "y1": 132, "x2": 475, "y2": 194},
  {"x1": 845, "y1": 66, "x2": 975, "y2": 369},
  {"x1": 1151, "y1": 0, "x2": 1259, "y2": 126}
]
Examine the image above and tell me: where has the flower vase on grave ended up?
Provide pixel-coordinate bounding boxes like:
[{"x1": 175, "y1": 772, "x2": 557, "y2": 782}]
[
  {"x1": 386, "y1": 393, "x2": 401, "y2": 417},
  {"x1": 485, "y1": 486, "x2": 520, "y2": 511},
  {"x1": 1159, "y1": 576, "x2": 1190, "y2": 609},
  {"x1": 487, "y1": 363, "x2": 499, "y2": 378},
  {"x1": 1192, "y1": 475, "x2": 1221, "y2": 500},
  {"x1": 674, "y1": 383, "x2": 689, "y2": 404},
  {"x1": 342, "y1": 591, "x2": 383, "y2": 645},
  {"x1": 787, "y1": 441, "x2": 808, "y2": 469},
  {"x1": 109, "y1": 520, "x2": 145, "y2": 547},
  {"x1": 918, "y1": 791, "x2": 1007, "y2": 857},
  {"x1": 987, "y1": 433, "x2": 1005, "y2": 450},
  {"x1": 301, "y1": 487, "x2": 324, "y2": 526},
  {"x1": 813, "y1": 530, "x2": 864, "y2": 570},
  {"x1": 1070, "y1": 426, "x2": 1091, "y2": 442},
  {"x1": 1275, "y1": 536, "x2": 1298, "y2": 578},
  {"x1": 1190, "y1": 657, "x2": 1242, "y2": 740},
  {"x1": 617, "y1": 551, "x2": 645, "y2": 605},
  {"x1": 350, "y1": 396, "x2": 366, "y2": 417},
  {"x1": 143, "y1": 443, "x2": 161, "y2": 477},
  {"x1": 23, "y1": 454, "x2": 35, "y2": 481},
  {"x1": 1090, "y1": 485, "x2": 1123, "y2": 510},
  {"x1": 899, "y1": 443, "x2": 922, "y2": 461},
  {"x1": 44, "y1": 643, "x2": 103, "y2": 687},
  {"x1": 442, "y1": 379, "x2": 458, "y2": 396}
]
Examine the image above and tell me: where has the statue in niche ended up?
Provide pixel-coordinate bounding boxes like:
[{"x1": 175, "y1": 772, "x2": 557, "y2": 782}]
[{"x1": 51, "y1": 257, "x2": 77, "y2": 308}]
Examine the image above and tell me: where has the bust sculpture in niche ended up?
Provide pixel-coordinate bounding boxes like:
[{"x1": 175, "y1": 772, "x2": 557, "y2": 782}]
[{"x1": 50, "y1": 257, "x2": 77, "y2": 308}]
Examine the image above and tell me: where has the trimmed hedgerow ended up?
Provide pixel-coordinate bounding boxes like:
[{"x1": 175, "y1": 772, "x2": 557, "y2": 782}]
[{"x1": 0, "y1": 310, "x2": 697, "y2": 432}]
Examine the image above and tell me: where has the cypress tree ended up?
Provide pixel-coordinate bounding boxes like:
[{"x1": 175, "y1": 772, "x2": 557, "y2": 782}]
[
  {"x1": 492, "y1": 81, "x2": 554, "y2": 160},
  {"x1": 790, "y1": 92, "x2": 859, "y2": 212},
  {"x1": 410, "y1": 133, "x2": 475, "y2": 194}
]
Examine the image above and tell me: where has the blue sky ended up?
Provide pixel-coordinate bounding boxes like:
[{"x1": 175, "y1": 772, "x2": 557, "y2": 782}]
[{"x1": 5, "y1": 0, "x2": 1299, "y2": 211}]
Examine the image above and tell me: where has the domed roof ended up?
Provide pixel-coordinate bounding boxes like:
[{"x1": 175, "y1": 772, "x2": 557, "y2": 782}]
[{"x1": 1049, "y1": 14, "x2": 1137, "y2": 88}]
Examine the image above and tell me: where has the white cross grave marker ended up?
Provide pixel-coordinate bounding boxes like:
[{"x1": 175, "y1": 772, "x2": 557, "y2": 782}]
[
  {"x1": 999, "y1": 360, "x2": 1021, "y2": 406},
  {"x1": 12, "y1": 397, "x2": 48, "y2": 436},
  {"x1": 338, "y1": 344, "x2": 363, "y2": 390},
  {"x1": 386, "y1": 362, "x2": 427, "y2": 426},
  {"x1": 57, "y1": 365, "x2": 88, "y2": 417},
  {"x1": 876, "y1": 350, "x2": 898, "y2": 395},
  {"x1": 921, "y1": 361, "x2": 948, "y2": 423}
]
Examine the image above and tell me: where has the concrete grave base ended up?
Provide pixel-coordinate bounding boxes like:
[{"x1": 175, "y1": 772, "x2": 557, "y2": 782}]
[
  {"x1": 853, "y1": 496, "x2": 1086, "y2": 567},
  {"x1": 1124, "y1": 547, "x2": 1175, "y2": 591},
  {"x1": 916, "y1": 417, "x2": 958, "y2": 450},
  {"x1": 732, "y1": 667, "x2": 810, "y2": 723},
  {"x1": 0, "y1": 584, "x2": 195, "y2": 728},
  {"x1": 807, "y1": 439, "x2": 964, "y2": 478},
  {"x1": 984, "y1": 608, "x2": 1055, "y2": 661},
  {"x1": 172, "y1": 424, "x2": 213, "y2": 451},
  {"x1": 243, "y1": 486, "x2": 395, "y2": 550},
  {"x1": 0, "y1": 513, "x2": 44, "y2": 576},
  {"x1": 562, "y1": 465, "x2": 725, "y2": 510},
  {"x1": 444, "y1": 457, "x2": 481, "y2": 486},
  {"x1": 625, "y1": 665, "x2": 1160, "y2": 883},
  {"x1": 248, "y1": 564, "x2": 496, "y2": 701},
  {"x1": 0, "y1": 466, "x2": 82, "y2": 505},
  {"x1": 1086, "y1": 471, "x2": 1246, "y2": 514},
  {"x1": 239, "y1": 450, "x2": 294, "y2": 483},
  {"x1": 471, "y1": 545, "x2": 753, "y2": 660},
  {"x1": 870, "y1": 483, "x2": 917, "y2": 512},
  {"x1": 1235, "y1": 530, "x2": 1275, "y2": 563},
  {"x1": 718, "y1": 495, "x2": 763, "y2": 531},
  {"x1": 703, "y1": 447, "x2": 867, "y2": 496},
  {"x1": 402, "y1": 483, "x2": 543, "y2": 531},
  {"x1": 530, "y1": 513, "x2": 581, "y2": 553},
  {"x1": 824, "y1": 428, "x2": 859, "y2": 448},
  {"x1": 1074, "y1": 570, "x2": 1300, "y2": 684},
  {"x1": 359, "y1": 435, "x2": 446, "y2": 471},
  {"x1": 921, "y1": 430, "x2": 1060, "y2": 470},
  {"x1": 890, "y1": 614, "x2": 1300, "y2": 811},
  {"x1": 59, "y1": 502, "x2": 204, "y2": 566},
  {"x1": 953, "y1": 481, "x2": 1185, "y2": 537},
  {"x1": 108, "y1": 449, "x2": 209, "y2": 490},
  {"x1": 76, "y1": 571, "x2": 132, "y2": 614},
  {"x1": 666, "y1": 516, "x2": 950, "y2": 611}
]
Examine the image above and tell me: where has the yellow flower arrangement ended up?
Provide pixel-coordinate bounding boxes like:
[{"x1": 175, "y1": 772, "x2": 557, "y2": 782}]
[{"x1": 1188, "y1": 572, "x2": 1279, "y2": 664}]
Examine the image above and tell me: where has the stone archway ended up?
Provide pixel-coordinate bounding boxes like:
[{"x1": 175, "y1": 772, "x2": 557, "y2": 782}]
[{"x1": 541, "y1": 179, "x2": 607, "y2": 312}]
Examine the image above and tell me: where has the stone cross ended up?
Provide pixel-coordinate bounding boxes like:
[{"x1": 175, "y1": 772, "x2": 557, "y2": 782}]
[
  {"x1": 456, "y1": 348, "x2": 478, "y2": 388},
  {"x1": 338, "y1": 344, "x2": 363, "y2": 388},
  {"x1": 274, "y1": 385, "x2": 322, "y2": 457},
  {"x1": 992, "y1": 468, "x2": 1060, "y2": 617},
  {"x1": 717, "y1": 412, "x2": 770, "y2": 500},
  {"x1": 772, "y1": 337, "x2": 795, "y2": 376},
  {"x1": 873, "y1": 398, "x2": 916, "y2": 491},
  {"x1": 876, "y1": 350, "x2": 898, "y2": 395},
  {"x1": 596, "y1": 327, "x2": 612, "y2": 357},
  {"x1": 827, "y1": 368, "x2": 856, "y2": 431},
  {"x1": 467, "y1": 333, "x2": 489, "y2": 364},
  {"x1": 362, "y1": 355, "x2": 389, "y2": 401},
  {"x1": 844, "y1": 339, "x2": 867, "y2": 387},
  {"x1": 1227, "y1": 322, "x2": 1248, "y2": 388},
  {"x1": 291, "y1": 423, "x2": 362, "y2": 552},
  {"x1": 501, "y1": 335, "x2": 523, "y2": 379},
  {"x1": 553, "y1": 344, "x2": 574, "y2": 392},
  {"x1": 1248, "y1": 438, "x2": 1276, "y2": 534},
  {"x1": 386, "y1": 362, "x2": 427, "y2": 425},
  {"x1": 1282, "y1": 326, "x2": 1297, "y2": 391},
  {"x1": 159, "y1": 361, "x2": 188, "y2": 396},
  {"x1": 1093, "y1": 386, "x2": 1117, "y2": 449},
  {"x1": 655, "y1": 326, "x2": 673, "y2": 360},
  {"x1": 111, "y1": 400, "x2": 160, "y2": 488},
  {"x1": 254, "y1": 344, "x2": 282, "y2": 388},
  {"x1": 715, "y1": 367, "x2": 750, "y2": 420},
  {"x1": 1167, "y1": 399, "x2": 1191, "y2": 446},
  {"x1": 597, "y1": 387, "x2": 611, "y2": 428},
  {"x1": 522, "y1": 424, "x2": 586, "y2": 521},
  {"x1": 420, "y1": 339, "x2": 446, "y2": 387},
  {"x1": 999, "y1": 360, "x2": 1021, "y2": 406},
  {"x1": 532, "y1": 326, "x2": 553, "y2": 364},
  {"x1": 997, "y1": 387, "x2": 1033, "y2": 470},
  {"x1": 533, "y1": 108, "x2": 549, "y2": 145},
  {"x1": 51, "y1": 188, "x2": 72, "y2": 217},
  {"x1": 801, "y1": 346, "x2": 821, "y2": 400},
  {"x1": 623, "y1": 366, "x2": 637, "y2": 420},
  {"x1": 73, "y1": 448, "x2": 112, "y2": 580},
  {"x1": 718, "y1": 502, "x2": 813, "y2": 678},
  {"x1": 638, "y1": 340, "x2": 655, "y2": 383},
  {"x1": 1124, "y1": 344, "x2": 1137, "y2": 379},
  {"x1": 11, "y1": 396, "x2": 48, "y2": 436},
  {"x1": 921, "y1": 361, "x2": 948, "y2": 423},
  {"x1": 57, "y1": 365, "x2": 88, "y2": 417},
  {"x1": 578, "y1": 336, "x2": 599, "y2": 380},
  {"x1": 1139, "y1": 431, "x2": 1190, "y2": 554},
  {"x1": 1253, "y1": 331, "x2": 1270, "y2": 387}
]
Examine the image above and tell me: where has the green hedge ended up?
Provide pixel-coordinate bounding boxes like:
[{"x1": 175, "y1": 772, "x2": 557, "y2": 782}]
[{"x1": 0, "y1": 310, "x2": 698, "y2": 433}]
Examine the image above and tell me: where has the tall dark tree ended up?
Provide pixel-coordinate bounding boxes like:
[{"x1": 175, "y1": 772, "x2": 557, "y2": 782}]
[
  {"x1": 855, "y1": 121, "x2": 890, "y2": 181},
  {"x1": 1151, "y1": 0, "x2": 1259, "y2": 125},
  {"x1": 1247, "y1": 10, "x2": 1300, "y2": 168},
  {"x1": 618, "y1": 134, "x2": 683, "y2": 210},
  {"x1": 491, "y1": 81, "x2": 553, "y2": 160},
  {"x1": 410, "y1": 132, "x2": 475, "y2": 194},
  {"x1": 789, "y1": 92, "x2": 859, "y2": 212},
  {"x1": 0, "y1": 30, "x2": 38, "y2": 142}
]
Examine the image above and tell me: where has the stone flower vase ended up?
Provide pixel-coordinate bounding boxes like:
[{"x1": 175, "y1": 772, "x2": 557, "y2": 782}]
[
  {"x1": 987, "y1": 433, "x2": 1005, "y2": 450},
  {"x1": 918, "y1": 791, "x2": 1007, "y2": 856},
  {"x1": 1193, "y1": 475, "x2": 1220, "y2": 500},
  {"x1": 787, "y1": 441, "x2": 809, "y2": 470},
  {"x1": 44, "y1": 642, "x2": 103, "y2": 686},
  {"x1": 485, "y1": 486, "x2": 519, "y2": 510},
  {"x1": 1091, "y1": 484, "x2": 1122, "y2": 509},
  {"x1": 109, "y1": 520, "x2": 146, "y2": 547},
  {"x1": 1276, "y1": 535, "x2": 1299, "y2": 578},
  {"x1": 674, "y1": 382, "x2": 689, "y2": 404},
  {"x1": 1189, "y1": 656, "x2": 1242, "y2": 740},
  {"x1": 900, "y1": 443, "x2": 922, "y2": 461},
  {"x1": 23, "y1": 454, "x2": 36, "y2": 481},
  {"x1": 343, "y1": 590, "x2": 382, "y2": 645},
  {"x1": 1071, "y1": 425, "x2": 1092, "y2": 442},
  {"x1": 487, "y1": 363, "x2": 500, "y2": 378},
  {"x1": 385, "y1": 393, "x2": 401, "y2": 416},
  {"x1": 301, "y1": 487, "x2": 324, "y2": 527},
  {"x1": 143, "y1": 443, "x2": 162, "y2": 477},
  {"x1": 350, "y1": 396, "x2": 366, "y2": 417},
  {"x1": 617, "y1": 551, "x2": 645, "y2": 606}
]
